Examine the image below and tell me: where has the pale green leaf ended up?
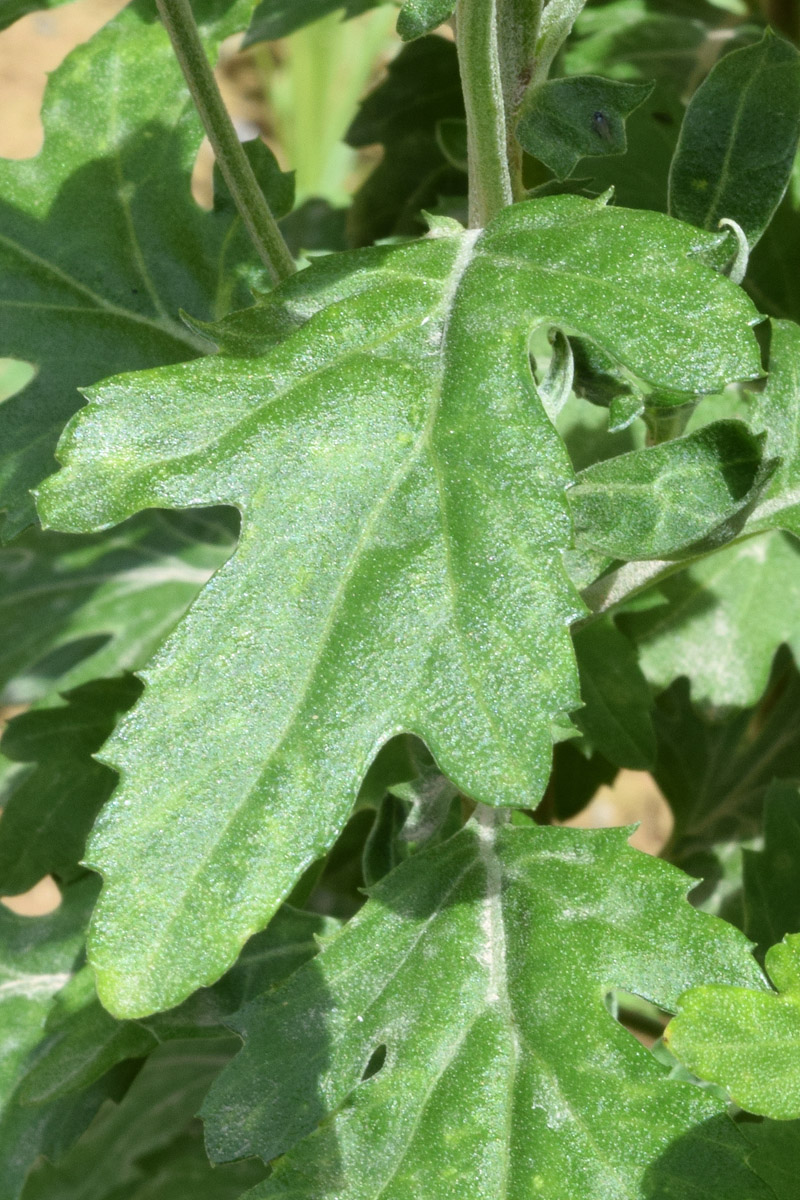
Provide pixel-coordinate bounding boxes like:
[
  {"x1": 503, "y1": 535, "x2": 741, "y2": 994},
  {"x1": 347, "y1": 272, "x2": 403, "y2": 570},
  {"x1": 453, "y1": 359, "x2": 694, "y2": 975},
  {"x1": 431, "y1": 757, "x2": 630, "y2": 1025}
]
[
  {"x1": 203, "y1": 821, "x2": 770, "y2": 1198},
  {"x1": 0, "y1": 0, "x2": 282, "y2": 538},
  {"x1": 669, "y1": 30, "x2": 800, "y2": 245},
  {"x1": 0, "y1": 509, "x2": 237, "y2": 706},
  {"x1": 620, "y1": 530, "x2": 800, "y2": 707},
  {"x1": 568, "y1": 421, "x2": 767, "y2": 561},
  {"x1": 36, "y1": 196, "x2": 762, "y2": 1017},
  {"x1": 516, "y1": 76, "x2": 653, "y2": 179},
  {"x1": 666, "y1": 934, "x2": 800, "y2": 1119}
]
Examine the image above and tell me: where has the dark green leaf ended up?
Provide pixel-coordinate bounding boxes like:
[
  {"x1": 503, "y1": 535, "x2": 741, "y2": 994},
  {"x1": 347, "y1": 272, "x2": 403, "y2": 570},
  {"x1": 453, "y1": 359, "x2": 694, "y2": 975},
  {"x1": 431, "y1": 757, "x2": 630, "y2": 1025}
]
[
  {"x1": 746, "y1": 319, "x2": 800, "y2": 536},
  {"x1": 345, "y1": 35, "x2": 465, "y2": 245},
  {"x1": 620, "y1": 530, "x2": 800, "y2": 708},
  {"x1": 568, "y1": 3, "x2": 713, "y2": 90},
  {"x1": 20, "y1": 1039, "x2": 263, "y2": 1200},
  {"x1": 203, "y1": 821, "x2": 770, "y2": 1198},
  {"x1": 37, "y1": 196, "x2": 762, "y2": 1016},
  {"x1": 516, "y1": 76, "x2": 653, "y2": 179},
  {"x1": 666, "y1": 933, "x2": 800, "y2": 1119},
  {"x1": 572, "y1": 616, "x2": 656, "y2": 769},
  {"x1": 435, "y1": 117, "x2": 468, "y2": 172},
  {"x1": 0, "y1": 876, "x2": 98, "y2": 1196},
  {"x1": 651, "y1": 654, "x2": 800, "y2": 867},
  {"x1": 0, "y1": 0, "x2": 275, "y2": 538},
  {"x1": 0, "y1": 678, "x2": 142, "y2": 895},
  {"x1": 0, "y1": 508, "x2": 237, "y2": 706},
  {"x1": 743, "y1": 781, "x2": 800, "y2": 957},
  {"x1": 0, "y1": 0, "x2": 73, "y2": 33},
  {"x1": 669, "y1": 30, "x2": 800, "y2": 245},
  {"x1": 569, "y1": 422, "x2": 767, "y2": 561},
  {"x1": 17, "y1": 905, "x2": 335, "y2": 1105},
  {"x1": 244, "y1": 0, "x2": 389, "y2": 42},
  {"x1": 741, "y1": 1118, "x2": 800, "y2": 1199}
]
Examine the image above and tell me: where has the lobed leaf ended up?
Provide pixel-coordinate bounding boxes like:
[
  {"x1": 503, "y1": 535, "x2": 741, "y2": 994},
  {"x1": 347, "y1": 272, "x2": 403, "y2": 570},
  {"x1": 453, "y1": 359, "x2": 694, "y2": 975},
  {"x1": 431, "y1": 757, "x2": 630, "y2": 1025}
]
[
  {"x1": 203, "y1": 821, "x2": 771, "y2": 1199},
  {"x1": 0, "y1": 507, "x2": 237, "y2": 706},
  {"x1": 620, "y1": 529, "x2": 800, "y2": 708},
  {"x1": 0, "y1": 0, "x2": 281, "y2": 538},
  {"x1": 20, "y1": 1040, "x2": 267, "y2": 1200},
  {"x1": 743, "y1": 781, "x2": 800, "y2": 957},
  {"x1": 666, "y1": 934, "x2": 800, "y2": 1120},
  {"x1": 37, "y1": 195, "x2": 763, "y2": 1016},
  {"x1": 568, "y1": 421, "x2": 768, "y2": 561},
  {"x1": 516, "y1": 75, "x2": 653, "y2": 179},
  {"x1": 571, "y1": 616, "x2": 656, "y2": 769},
  {"x1": 650, "y1": 654, "x2": 800, "y2": 868},
  {"x1": 746, "y1": 319, "x2": 800, "y2": 536},
  {"x1": 669, "y1": 30, "x2": 800, "y2": 246},
  {"x1": 0, "y1": 678, "x2": 142, "y2": 895}
]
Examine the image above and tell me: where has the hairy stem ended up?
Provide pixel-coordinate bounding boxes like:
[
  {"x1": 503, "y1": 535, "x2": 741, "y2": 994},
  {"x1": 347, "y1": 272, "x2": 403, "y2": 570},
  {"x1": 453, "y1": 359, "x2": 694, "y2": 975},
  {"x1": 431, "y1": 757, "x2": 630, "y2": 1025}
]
[
  {"x1": 455, "y1": 0, "x2": 514, "y2": 226},
  {"x1": 496, "y1": 0, "x2": 543, "y2": 197},
  {"x1": 156, "y1": 0, "x2": 295, "y2": 283}
]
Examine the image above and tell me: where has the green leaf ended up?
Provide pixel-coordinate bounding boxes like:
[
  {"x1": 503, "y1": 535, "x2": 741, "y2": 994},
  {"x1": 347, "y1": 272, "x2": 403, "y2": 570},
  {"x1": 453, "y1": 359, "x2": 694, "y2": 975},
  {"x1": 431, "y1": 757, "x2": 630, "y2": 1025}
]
[
  {"x1": 741, "y1": 1118, "x2": 800, "y2": 1200},
  {"x1": 743, "y1": 781, "x2": 800, "y2": 957},
  {"x1": 0, "y1": 875, "x2": 99, "y2": 1197},
  {"x1": 203, "y1": 821, "x2": 770, "y2": 1198},
  {"x1": 0, "y1": 678, "x2": 142, "y2": 895},
  {"x1": 345, "y1": 35, "x2": 465, "y2": 246},
  {"x1": 396, "y1": 0, "x2": 454, "y2": 40},
  {"x1": 0, "y1": 877, "x2": 95, "y2": 1114},
  {"x1": 650, "y1": 654, "x2": 800, "y2": 867},
  {"x1": 17, "y1": 905, "x2": 335, "y2": 1105},
  {"x1": 516, "y1": 76, "x2": 653, "y2": 179},
  {"x1": 567, "y1": 2, "x2": 714, "y2": 90},
  {"x1": 620, "y1": 530, "x2": 800, "y2": 708},
  {"x1": 669, "y1": 30, "x2": 800, "y2": 246},
  {"x1": 37, "y1": 195, "x2": 763, "y2": 1016},
  {"x1": 20, "y1": 1039, "x2": 265, "y2": 1200},
  {"x1": 568, "y1": 422, "x2": 768, "y2": 561},
  {"x1": 666, "y1": 933, "x2": 800, "y2": 1119},
  {"x1": 0, "y1": 0, "x2": 278, "y2": 538},
  {"x1": 244, "y1": 0, "x2": 389, "y2": 42},
  {"x1": 746, "y1": 319, "x2": 800, "y2": 536},
  {"x1": 572, "y1": 616, "x2": 656, "y2": 769},
  {"x1": 0, "y1": 508, "x2": 237, "y2": 706},
  {"x1": 0, "y1": 0, "x2": 74, "y2": 34}
]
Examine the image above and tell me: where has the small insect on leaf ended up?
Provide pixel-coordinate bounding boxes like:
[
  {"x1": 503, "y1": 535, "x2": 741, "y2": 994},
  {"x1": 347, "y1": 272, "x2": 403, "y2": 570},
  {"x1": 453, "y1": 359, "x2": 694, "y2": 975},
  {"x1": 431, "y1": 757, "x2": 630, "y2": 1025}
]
[{"x1": 592, "y1": 110, "x2": 614, "y2": 142}]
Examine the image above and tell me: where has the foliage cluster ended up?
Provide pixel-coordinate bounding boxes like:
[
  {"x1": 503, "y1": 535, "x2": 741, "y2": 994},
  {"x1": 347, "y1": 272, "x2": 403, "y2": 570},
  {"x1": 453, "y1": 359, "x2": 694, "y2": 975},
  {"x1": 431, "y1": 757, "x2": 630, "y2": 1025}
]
[{"x1": 2, "y1": 0, "x2": 800, "y2": 1195}]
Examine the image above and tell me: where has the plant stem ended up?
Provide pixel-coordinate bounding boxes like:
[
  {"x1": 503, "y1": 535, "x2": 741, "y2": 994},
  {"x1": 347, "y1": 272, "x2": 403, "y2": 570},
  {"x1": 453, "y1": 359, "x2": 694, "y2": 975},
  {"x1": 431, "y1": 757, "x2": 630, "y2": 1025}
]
[
  {"x1": 455, "y1": 0, "x2": 514, "y2": 226},
  {"x1": 762, "y1": 0, "x2": 800, "y2": 42},
  {"x1": 496, "y1": 0, "x2": 543, "y2": 198},
  {"x1": 156, "y1": 0, "x2": 295, "y2": 284}
]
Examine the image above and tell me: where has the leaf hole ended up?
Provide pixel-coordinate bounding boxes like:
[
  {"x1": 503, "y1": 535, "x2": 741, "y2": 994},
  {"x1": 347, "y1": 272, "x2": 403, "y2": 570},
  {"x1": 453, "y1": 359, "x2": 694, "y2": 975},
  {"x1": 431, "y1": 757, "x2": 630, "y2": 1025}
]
[
  {"x1": 361, "y1": 1043, "x2": 387, "y2": 1082},
  {"x1": 606, "y1": 989, "x2": 669, "y2": 1049}
]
